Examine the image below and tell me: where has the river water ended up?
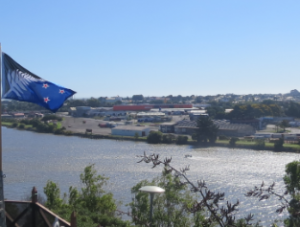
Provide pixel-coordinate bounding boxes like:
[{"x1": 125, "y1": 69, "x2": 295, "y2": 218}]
[{"x1": 3, "y1": 127, "x2": 300, "y2": 226}]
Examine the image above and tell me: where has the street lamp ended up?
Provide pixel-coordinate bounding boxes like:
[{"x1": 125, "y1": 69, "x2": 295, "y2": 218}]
[{"x1": 139, "y1": 186, "x2": 165, "y2": 225}]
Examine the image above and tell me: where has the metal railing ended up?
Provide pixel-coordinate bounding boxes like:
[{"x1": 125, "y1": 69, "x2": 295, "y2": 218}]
[{"x1": 5, "y1": 187, "x2": 76, "y2": 227}]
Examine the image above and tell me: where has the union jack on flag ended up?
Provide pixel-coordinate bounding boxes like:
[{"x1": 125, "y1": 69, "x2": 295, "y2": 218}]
[{"x1": 1, "y1": 53, "x2": 76, "y2": 112}]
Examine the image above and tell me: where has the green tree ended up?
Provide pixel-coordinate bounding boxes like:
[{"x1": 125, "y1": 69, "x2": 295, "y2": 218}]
[
  {"x1": 274, "y1": 137, "x2": 284, "y2": 151},
  {"x1": 229, "y1": 137, "x2": 239, "y2": 147},
  {"x1": 280, "y1": 120, "x2": 289, "y2": 132},
  {"x1": 134, "y1": 132, "x2": 139, "y2": 140},
  {"x1": 43, "y1": 165, "x2": 131, "y2": 227},
  {"x1": 147, "y1": 131, "x2": 163, "y2": 144},
  {"x1": 193, "y1": 117, "x2": 219, "y2": 143},
  {"x1": 132, "y1": 95, "x2": 144, "y2": 103},
  {"x1": 41, "y1": 114, "x2": 62, "y2": 122},
  {"x1": 44, "y1": 180, "x2": 63, "y2": 209},
  {"x1": 130, "y1": 169, "x2": 203, "y2": 226}
]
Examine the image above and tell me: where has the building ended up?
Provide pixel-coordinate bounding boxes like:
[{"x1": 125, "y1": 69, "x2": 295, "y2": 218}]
[
  {"x1": 113, "y1": 104, "x2": 192, "y2": 111},
  {"x1": 214, "y1": 120, "x2": 256, "y2": 137},
  {"x1": 174, "y1": 120, "x2": 255, "y2": 137},
  {"x1": 111, "y1": 126, "x2": 151, "y2": 137},
  {"x1": 160, "y1": 122, "x2": 176, "y2": 133},
  {"x1": 174, "y1": 120, "x2": 198, "y2": 134}
]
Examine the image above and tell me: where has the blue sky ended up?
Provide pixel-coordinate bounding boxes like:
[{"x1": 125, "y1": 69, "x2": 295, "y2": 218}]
[{"x1": 1, "y1": 1, "x2": 299, "y2": 98}]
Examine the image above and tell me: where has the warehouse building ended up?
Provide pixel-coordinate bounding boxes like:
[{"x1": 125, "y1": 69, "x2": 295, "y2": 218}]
[
  {"x1": 111, "y1": 126, "x2": 151, "y2": 137},
  {"x1": 173, "y1": 120, "x2": 255, "y2": 137}
]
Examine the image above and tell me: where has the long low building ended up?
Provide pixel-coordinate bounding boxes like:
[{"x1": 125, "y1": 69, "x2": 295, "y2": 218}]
[
  {"x1": 172, "y1": 120, "x2": 255, "y2": 137},
  {"x1": 111, "y1": 126, "x2": 151, "y2": 137}
]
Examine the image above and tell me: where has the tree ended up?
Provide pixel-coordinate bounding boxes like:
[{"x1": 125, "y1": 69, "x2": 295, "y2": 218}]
[
  {"x1": 193, "y1": 117, "x2": 219, "y2": 143},
  {"x1": 132, "y1": 95, "x2": 144, "y2": 103},
  {"x1": 147, "y1": 131, "x2": 163, "y2": 144},
  {"x1": 274, "y1": 137, "x2": 284, "y2": 151},
  {"x1": 280, "y1": 120, "x2": 289, "y2": 132},
  {"x1": 43, "y1": 165, "x2": 131, "y2": 227},
  {"x1": 138, "y1": 153, "x2": 258, "y2": 227},
  {"x1": 130, "y1": 168, "x2": 204, "y2": 226},
  {"x1": 86, "y1": 98, "x2": 101, "y2": 107},
  {"x1": 44, "y1": 180, "x2": 63, "y2": 209},
  {"x1": 41, "y1": 114, "x2": 62, "y2": 122},
  {"x1": 134, "y1": 132, "x2": 139, "y2": 140},
  {"x1": 229, "y1": 137, "x2": 239, "y2": 147}
]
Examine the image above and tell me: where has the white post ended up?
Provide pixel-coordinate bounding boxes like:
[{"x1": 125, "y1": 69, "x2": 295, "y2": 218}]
[{"x1": 0, "y1": 43, "x2": 7, "y2": 227}]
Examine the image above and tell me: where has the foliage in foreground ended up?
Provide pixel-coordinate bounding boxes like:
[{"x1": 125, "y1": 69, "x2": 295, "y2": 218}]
[
  {"x1": 130, "y1": 169, "x2": 203, "y2": 226},
  {"x1": 43, "y1": 164, "x2": 132, "y2": 227},
  {"x1": 137, "y1": 153, "x2": 260, "y2": 227}
]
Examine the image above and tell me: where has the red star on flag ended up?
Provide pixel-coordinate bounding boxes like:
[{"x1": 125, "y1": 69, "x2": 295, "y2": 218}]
[
  {"x1": 59, "y1": 89, "x2": 65, "y2": 94},
  {"x1": 43, "y1": 83, "x2": 49, "y2": 89},
  {"x1": 44, "y1": 97, "x2": 50, "y2": 103}
]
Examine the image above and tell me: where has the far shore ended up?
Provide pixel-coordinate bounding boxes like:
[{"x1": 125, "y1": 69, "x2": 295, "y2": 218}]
[{"x1": 2, "y1": 121, "x2": 300, "y2": 153}]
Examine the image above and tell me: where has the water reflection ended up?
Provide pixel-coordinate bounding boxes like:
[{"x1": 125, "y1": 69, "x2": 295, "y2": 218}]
[{"x1": 3, "y1": 127, "x2": 300, "y2": 225}]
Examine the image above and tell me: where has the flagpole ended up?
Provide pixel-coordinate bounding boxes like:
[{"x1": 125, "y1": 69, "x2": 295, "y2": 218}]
[{"x1": 0, "y1": 43, "x2": 7, "y2": 227}]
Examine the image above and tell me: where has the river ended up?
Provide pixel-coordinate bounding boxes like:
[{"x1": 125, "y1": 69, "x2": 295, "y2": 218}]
[{"x1": 3, "y1": 127, "x2": 299, "y2": 225}]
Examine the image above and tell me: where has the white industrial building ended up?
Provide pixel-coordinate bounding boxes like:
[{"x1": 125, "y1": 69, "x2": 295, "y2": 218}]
[{"x1": 111, "y1": 126, "x2": 151, "y2": 137}]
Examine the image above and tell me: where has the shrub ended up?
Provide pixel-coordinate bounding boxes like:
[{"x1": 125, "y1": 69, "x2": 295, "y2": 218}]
[
  {"x1": 147, "y1": 131, "x2": 162, "y2": 144},
  {"x1": 20, "y1": 119, "x2": 30, "y2": 125},
  {"x1": 274, "y1": 138, "x2": 284, "y2": 151},
  {"x1": 219, "y1": 135, "x2": 229, "y2": 140},
  {"x1": 162, "y1": 134, "x2": 175, "y2": 143},
  {"x1": 29, "y1": 119, "x2": 43, "y2": 128},
  {"x1": 54, "y1": 128, "x2": 64, "y2": 135},
  {"x1": 134, "y1": 132, "x2": 139, "y2": 140},
  {"x1": 18, "y1": 124, "x2": 25, "y2": 129},
  {"x1": 254, "y1": 139, "x2": 265, "y2": 150},
  {"x1": 64, "y1": 130, "x2": 73, "y2": 136},
  {"x1": 12, "y1": 122, "x2": 18, "y2": 128},
  {"x1": 229, "y1": 137, "x2": 239, "y2": 147},
  {"x1": 176, "y1": 135, "x2": 188, "y2": 144}
]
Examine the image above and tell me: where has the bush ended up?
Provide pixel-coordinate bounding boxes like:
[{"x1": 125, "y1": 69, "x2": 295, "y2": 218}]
[
  {"x1": 274, "y1": 138, "x2": 284, "y2": 151},
  {"x1": 254, "y1": 139, "x2": 265, "y2": 150},
  {"x1": 176, "y1": 135, "x2": 188, "y2": 144},
  {"x1": 18, "y1": 124, "x2": 25, "y2": 129},
  {"x1": 64, "y1": 130, "x2": 73, "y2": 136},
  {"x1": 229, "y1": 137, "x2": 239, "y2": 147},
  {"x1": 54, "y1": 128, "x2": 65, "y2": 135},
  {"x1": 162, "y1": 134, "x2": 175, "y2": 143},
  {"x1": 12, "y1": 122, "x2": 18, "y2": 128},
  {"x1": 219, "y1": 135, "x2": 229, "y2": 140},
  {"x1": 20, "y1": 119, "x2": 30, "y2": 125},
  {"x1": 134, "y1": 132, "x2": 139, "y2": 140},
  {"x1": 29, "y1": 119, "x2": 43, "y2": 128},
  {"x1": 147, "y1": 131, "x2": 162, "y2": 144}
]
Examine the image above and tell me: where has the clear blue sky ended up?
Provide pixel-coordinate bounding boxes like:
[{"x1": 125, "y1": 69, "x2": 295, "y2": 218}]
[{"x1": 1, "y1": 1, "x2": 299, "y2": 98}]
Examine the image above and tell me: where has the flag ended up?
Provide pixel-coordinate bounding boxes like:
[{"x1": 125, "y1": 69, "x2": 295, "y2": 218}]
[{"x1": 1, "y1": 53, "x2": 76, "y2": 112}]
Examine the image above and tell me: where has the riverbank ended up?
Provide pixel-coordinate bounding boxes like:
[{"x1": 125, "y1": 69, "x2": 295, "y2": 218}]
[{"x1": 3, "y1": 121, "x2": 300, "y2": 153}]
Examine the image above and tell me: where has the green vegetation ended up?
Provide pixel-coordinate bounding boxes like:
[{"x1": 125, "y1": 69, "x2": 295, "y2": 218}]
[
  {"x1": 134, "y1": 132, "x2": 139, "y2": 140},
  {"x1": 41, "y1": 114, "x2": 63, "y2": 122},
  {"x1": 229, "y1": 137, "x2": 239, "y2": 147},
  {"x1": 192, "y1": 117, "x2": 219, "y2": 143},
  {"x1": 274, "y1": 138, "x2": 284, "y2": 151},
  {"x1": 43, "y1": 164, "x2": 132, "y2": 227},
  {"x1": 162, "y1": 134, "x2": 175, "y2": 143},
  {"x1": 130, "y1": 169, "x2": 205, "y2": 226},
  {"x1": 147, "y1": 131, "x2": 163, "y2": 144},
  {"x1": 176, "y1": 135, "x2": 188, "y2": 144}
]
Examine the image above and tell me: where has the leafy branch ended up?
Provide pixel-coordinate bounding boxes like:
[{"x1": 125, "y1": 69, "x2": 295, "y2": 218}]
[{"x1": 138, "y1": 152, "x2": 255, "y2": 227}]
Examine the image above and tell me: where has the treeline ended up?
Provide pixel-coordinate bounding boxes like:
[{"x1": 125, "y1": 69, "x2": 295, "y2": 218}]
[{"x1": 207, "y1": 100, "x2": 300, "y2": 119}]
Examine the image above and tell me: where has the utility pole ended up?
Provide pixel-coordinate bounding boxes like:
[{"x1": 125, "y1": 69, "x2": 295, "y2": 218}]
[{"x1": 0, "y1": 43, "x2": 7, "y2": 227}]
